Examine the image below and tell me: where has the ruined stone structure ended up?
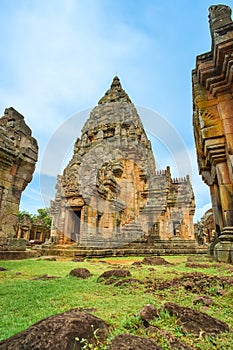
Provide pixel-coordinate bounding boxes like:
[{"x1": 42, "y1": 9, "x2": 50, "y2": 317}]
[
  {"x1": 50, "y1": 77, "x2": 196, "y2": 249},
  {"x1": 16, "y1": 214, "x2": 50, "y2": 244},
  {"x1": 201, "y1": 208, "x2": 215, "y2": 244},
  {"x1": 0, "y1": 107, "x2": 38, "y2": 249},
  {"x1": 195, "y1": 209, "x2": 215, "y2": 245},
  {"x1": 192, "y1": 5, "x2": 233, "y2": 262}
]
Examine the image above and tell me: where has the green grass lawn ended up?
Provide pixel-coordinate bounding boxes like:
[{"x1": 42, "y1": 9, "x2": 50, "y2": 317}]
[{"x1": 0, "y1": 256, "x2": 232, "y2": 349}]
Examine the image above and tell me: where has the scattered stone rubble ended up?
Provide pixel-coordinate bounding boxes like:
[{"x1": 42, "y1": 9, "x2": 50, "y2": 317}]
[
  {"x1": 164, "y1": 302, "x2": 229, "y2": 336},
  {"x1": 0, "y1": 309, "x2": 109, "y2": 350},
  {"x1": 0, "y1": 302, "x2": 230, "y2": 349}
]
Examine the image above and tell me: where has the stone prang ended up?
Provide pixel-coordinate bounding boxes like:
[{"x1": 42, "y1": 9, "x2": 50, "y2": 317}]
[{"x1": 51, "y1": 77, "x2": 195, "y2": 248}]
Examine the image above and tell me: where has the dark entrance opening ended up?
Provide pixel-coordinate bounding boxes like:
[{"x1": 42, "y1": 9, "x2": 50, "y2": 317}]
[
  {"x1": 96, "y1": 213, "x2": 102, "y2": 235},
  {"x1": 173, "y1": 221, "x2": 180, "y2": 236},
  {"x1": 71, "y1": 210, "x2": 81, "y2": 242}
]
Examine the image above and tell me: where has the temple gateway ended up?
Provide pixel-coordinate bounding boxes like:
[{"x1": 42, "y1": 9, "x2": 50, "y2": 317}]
[{"x1": 50, "y1": 77, "x2": 196, "y2": 248}]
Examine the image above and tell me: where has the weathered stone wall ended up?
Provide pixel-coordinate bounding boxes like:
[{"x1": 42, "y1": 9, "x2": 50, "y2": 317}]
[
  {"x1": 0, "y1": 107, "x2": 38, "y2": 243},
  {"x1": 192, "y1": 5, "x2": 233, "y2": 262},
  {"x1": 51, "y1": 77, "x2": 195, "y2": 248}
]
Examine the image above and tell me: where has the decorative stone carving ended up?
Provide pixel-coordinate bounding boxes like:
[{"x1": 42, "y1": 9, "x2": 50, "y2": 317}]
[
  {"x1": 51, "y1": 77, "x2": 195, "y2": 247},
  {"x1": 192, "y1": 5, "x2": 233, "y2": 262},
  {"x1": 0, "y1": 107, "x2": 38, "y2": 247},
  {"x1": 209, "y1": 5, "x2": 232, "y2": 32}
]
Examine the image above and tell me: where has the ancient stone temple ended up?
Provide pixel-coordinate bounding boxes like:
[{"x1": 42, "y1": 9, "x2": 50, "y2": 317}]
[
  {"x1": 50, "y1": 77, "x2": 196, "y2": 249},
  {"x1": 192, "y1": 4, "x2": 233, "y2": 262},
  {"x1": 16, "y1": 214, "x2": 50, "y2": 244},
  {"x1": 0, "y1": 107, "x2": 38, "y2": 249}
]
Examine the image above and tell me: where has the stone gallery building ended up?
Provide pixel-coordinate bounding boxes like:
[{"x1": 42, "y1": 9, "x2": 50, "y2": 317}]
[
  {"x1": 0, "y1": 107, "x2": 38, "y2": 247},
  {"x1": 192, "y1": 4, "x2": 233, "y2": 262},
  {"x1": 50, "y1": 77, "x2": 195, "y2": 247}
]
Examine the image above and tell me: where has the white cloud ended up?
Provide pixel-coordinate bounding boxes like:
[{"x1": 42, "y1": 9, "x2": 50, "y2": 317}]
[
  {"x1": 194, "y1": 203, "x2": 212, "y2": 222},
  {"x1": 0, "y1": 0, "x2": 154, "y2": 140}
]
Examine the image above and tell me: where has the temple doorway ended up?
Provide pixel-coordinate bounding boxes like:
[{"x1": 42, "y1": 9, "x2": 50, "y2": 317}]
[
  {"x1": 71, "y1": 210, "x2": 81, "y2": 243},
  {"x1": 173, "y1": 221, "x2": 181, "y2": 236}
]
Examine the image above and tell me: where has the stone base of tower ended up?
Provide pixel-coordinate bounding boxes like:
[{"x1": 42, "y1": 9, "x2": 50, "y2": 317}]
[
  {"x1": 40, "y1": 238, "x2": 206, "y2": 258},
  {"x1": 214, "y1": 227, "x2": 233, "y2": 263}
]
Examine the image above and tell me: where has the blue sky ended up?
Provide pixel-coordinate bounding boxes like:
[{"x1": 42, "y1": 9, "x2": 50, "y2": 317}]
[{"x1": 1, "y1": 0, "x2": 232, "y2": 221}]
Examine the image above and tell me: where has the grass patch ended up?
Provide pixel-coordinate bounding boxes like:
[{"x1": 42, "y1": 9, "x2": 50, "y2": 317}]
[{"x1": 0, "y1": 256, "x2": 232, "y2": 349}]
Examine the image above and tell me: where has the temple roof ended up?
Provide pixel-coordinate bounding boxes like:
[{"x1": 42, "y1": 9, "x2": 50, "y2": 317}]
[{"x1": 98, "y1": 76, "x2": 132, "y2": 104}]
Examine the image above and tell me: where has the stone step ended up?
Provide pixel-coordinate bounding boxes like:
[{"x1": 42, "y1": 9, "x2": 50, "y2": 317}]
[{"x1": 40, "y1": 246, "x2": 207, "y2": 258}]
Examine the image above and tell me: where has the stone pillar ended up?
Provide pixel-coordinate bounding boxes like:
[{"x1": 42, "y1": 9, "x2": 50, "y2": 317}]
[
  {"x1": 25, "y1": 230, "x2": 30, "y2": 241},
  {"x1": 210, "y1": 184, "x2": 223, "y2": 234},
  {"x1": 82, "y1": 205, "x2": 88, "y2": 243},
  {"x1": 17, "y1": 227, "x2": 21, "y2": 239},
  {"x1": 214, "y1": 162, "x2": 233, "y2": 262},
  {"x1": 59, "y1": 206, "x2": 66, "y2": 244},
  {"x1": 50, "y1": 217, "x2": 58, "y2": 243},
  {"x1": 215, "y1": 162, "x2": 233, "y2": 227}
]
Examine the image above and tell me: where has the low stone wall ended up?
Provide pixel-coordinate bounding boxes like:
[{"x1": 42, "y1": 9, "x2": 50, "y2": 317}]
[
  {"x1": 7, "y1": 238, "x2": 27, "y2": 251},
  {"x1": 0, "y1": 250, "x2": 41, "y2": 260}
]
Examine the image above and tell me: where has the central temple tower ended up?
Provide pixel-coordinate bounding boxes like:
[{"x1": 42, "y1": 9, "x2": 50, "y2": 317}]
[{"x1": 51, "y1": 77, "x2": 195, "y2": 247}]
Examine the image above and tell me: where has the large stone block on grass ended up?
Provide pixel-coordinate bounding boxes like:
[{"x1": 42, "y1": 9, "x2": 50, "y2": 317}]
[
  {"x1": 97, "y1": 269, "x2": 131, "y2": 283},
  {"x1": 69, "y1": 268, "x2": 92, "y2": 279},
  {"x1": 0, "y1": 309, "x2": 109, "y2": 350},
  {"x1": 164, "y1": 302, "x2": 229, "y2": 336}
]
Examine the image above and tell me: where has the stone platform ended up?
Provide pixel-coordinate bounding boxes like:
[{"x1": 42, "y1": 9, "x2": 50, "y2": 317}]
[{"x1": 40, "y1": 240, "x2": 207, "y2": 258}]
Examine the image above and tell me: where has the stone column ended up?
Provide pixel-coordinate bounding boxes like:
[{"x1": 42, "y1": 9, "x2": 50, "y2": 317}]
[
  {"x1": 215, "y1": 162, "x2": 233, "y2": 227},
  {"x1": 210, "y1": 184, "x2": 224, "y2": 234},
  {"x1": 59, "y1": 206, "x2": 66, "y2": 244},
  {"x1": 25, "y1": 230, "x2": 30, "y2": 241},
  {"x1": 82, "y1": 205, "x2": 88, "y2": 243},
  {"x1": 214, "y1": 162, "x2": 233, "y2": 262}
]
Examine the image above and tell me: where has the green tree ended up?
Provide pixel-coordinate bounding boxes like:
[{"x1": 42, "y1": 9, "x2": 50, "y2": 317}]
[
  {"x1": 36, "y1": 208, "x2": 51, "y2": 229},
  {"x1": 17, "y1": 210, "x2": 36, "y2": 222}
]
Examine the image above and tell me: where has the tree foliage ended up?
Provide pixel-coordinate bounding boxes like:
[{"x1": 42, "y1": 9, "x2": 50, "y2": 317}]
[{"x1": 36, "y1": 208, "x2": 51, "y2": 228}]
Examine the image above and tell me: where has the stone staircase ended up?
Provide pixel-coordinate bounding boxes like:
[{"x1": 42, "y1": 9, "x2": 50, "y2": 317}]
[{"x1": 40, "y1": 231, "x2": 207, "y2": 258}]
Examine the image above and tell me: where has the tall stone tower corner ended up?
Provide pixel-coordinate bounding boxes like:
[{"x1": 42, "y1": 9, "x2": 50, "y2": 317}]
[
  {"x1": 192, "y1": 4, "x2": 233, "y2": 263},
  {"x1": 0, "y1": 107, "x2": 38, "y2": 252}
]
